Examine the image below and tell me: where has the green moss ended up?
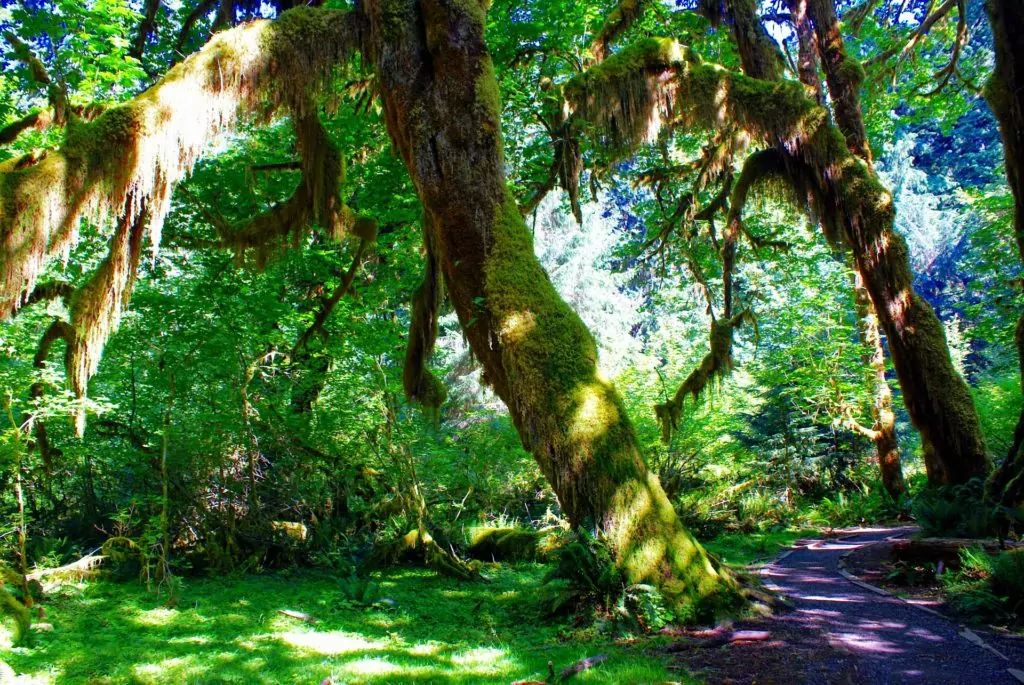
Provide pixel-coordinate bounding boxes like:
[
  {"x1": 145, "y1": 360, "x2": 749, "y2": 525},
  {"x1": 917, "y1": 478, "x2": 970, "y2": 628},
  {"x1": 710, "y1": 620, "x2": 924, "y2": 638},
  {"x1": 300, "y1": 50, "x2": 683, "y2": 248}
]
[
  {"x1": 836, "y1": 55, "x2": 865, "y2": 87},
  {"x1": 1, "y1": 571, "x2": 680, "y2": 683},
  {"x1": 0, "y1": 582, "x2": 30, "y2": 645},
  {"x1": 483, "y1": 193, "x2": 739, "y2": 617},
  {"x1": 564, "y1": 38, "x2": 684, "y2": 152},
  {"x1": 467, "y1": 527, "x2": 543, "y2": 562},
  {"x1": 63, "y1": 103, "x2": 142, "y2": 170}
]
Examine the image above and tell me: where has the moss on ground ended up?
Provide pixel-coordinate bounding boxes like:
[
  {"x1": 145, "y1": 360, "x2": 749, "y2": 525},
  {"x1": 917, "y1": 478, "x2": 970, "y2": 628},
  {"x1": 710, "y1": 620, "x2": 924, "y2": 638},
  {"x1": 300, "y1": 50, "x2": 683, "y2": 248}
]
[{"x1": 0, "y1": 567, "x2": 685, "y2": 683}]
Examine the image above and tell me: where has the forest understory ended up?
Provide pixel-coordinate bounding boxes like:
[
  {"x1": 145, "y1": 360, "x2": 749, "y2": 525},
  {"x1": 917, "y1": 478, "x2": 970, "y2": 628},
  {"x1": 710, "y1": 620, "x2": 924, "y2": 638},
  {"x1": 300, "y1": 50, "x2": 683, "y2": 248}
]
[{"x1": 2, "y1": 0, "x2": 1024, "y2": 682}]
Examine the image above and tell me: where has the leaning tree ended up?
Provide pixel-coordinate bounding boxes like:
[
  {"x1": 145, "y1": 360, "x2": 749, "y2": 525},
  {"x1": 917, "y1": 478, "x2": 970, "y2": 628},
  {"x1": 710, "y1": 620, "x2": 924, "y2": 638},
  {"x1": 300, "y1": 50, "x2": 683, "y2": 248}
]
[{"x1": 0, "y1": 0, "x2": 990, "y2": 610}]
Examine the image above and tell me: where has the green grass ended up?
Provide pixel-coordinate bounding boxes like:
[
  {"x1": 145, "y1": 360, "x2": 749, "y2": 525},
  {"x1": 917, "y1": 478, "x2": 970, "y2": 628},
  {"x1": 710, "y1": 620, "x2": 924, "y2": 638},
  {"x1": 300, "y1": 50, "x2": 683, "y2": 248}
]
[
  {"x1": 0, "y1": 565, "x2": 686, "y2": 684},
  {"x1": 701, "y1": 528, "x2": 812, "y2": 566}
]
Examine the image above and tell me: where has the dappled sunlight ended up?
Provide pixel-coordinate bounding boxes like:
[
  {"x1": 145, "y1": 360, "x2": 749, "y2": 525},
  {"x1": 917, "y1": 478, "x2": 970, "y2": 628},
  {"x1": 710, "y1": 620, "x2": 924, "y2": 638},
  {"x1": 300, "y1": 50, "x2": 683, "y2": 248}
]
[
  {"x1": 132, "y1": 655, "x2": 200, "y2": 681},
  {"x1": 452, "y1": 646, "x2": 513, "y2": 672},
  {"x1": 339, "y1": 657, "x2": 402, "y2": 676},
  {"x1": 829, "y1": 632, "x2": 905, "y2": 654},
  {"x1": 569, "y1": 382, "x2": 620, "y2": 442},
  {"x1": 2, "y1": 568, "x2": 675, "y2": 683},
  {"x1": 133, "y1": 607, "x2": 180, "y2": 627},
  {"x1": 278, "y1": 629, "x2": 387, "y2": 655},
  {"x1": 499, "y1": 311, "x2": 537, "y2": 343}
]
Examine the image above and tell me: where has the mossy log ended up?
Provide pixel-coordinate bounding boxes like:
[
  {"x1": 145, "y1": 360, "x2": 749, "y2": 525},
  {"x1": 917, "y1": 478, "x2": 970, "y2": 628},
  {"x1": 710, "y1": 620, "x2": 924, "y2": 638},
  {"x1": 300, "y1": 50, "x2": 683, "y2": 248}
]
[
  {"x1": 466, "y1": 526, "x2": 543, "y2": 562},
  {"x1": 368, "y1": 529, "x2": 481, "y2": 581}
]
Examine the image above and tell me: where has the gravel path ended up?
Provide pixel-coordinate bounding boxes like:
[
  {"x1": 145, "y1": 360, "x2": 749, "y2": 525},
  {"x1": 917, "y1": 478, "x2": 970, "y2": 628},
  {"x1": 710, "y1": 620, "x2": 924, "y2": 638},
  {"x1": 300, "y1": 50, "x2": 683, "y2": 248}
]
[{"x1": 759, "y1": 527, "x2": 1023, "y2": 684}]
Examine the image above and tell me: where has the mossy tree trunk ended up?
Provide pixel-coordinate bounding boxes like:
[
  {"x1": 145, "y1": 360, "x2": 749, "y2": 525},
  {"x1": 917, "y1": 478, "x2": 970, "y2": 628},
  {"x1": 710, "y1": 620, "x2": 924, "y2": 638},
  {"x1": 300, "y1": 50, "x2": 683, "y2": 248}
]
[
  {"x1": 361, "y1": 0, "x2": 734, "y2": 614},
  {"x1": 721, "y1": 0, "x2": 987, "y2": 486},
  {"x1": 985, "y1": 0, "x2": 1024, "y2": 506},
  {"x1": 783, "y1": 0, "x2": 902, "y2": 493},
  {"x1": 853, "y1": 274, "x2": 905, "y2": 498}
]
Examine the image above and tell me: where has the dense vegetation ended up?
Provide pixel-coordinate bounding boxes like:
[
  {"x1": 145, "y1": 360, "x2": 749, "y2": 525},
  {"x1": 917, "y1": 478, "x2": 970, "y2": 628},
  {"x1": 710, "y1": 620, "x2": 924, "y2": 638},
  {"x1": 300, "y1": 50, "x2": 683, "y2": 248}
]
[{"x1": 0, "y1": 0, "x2": 1022, "y2": 681}]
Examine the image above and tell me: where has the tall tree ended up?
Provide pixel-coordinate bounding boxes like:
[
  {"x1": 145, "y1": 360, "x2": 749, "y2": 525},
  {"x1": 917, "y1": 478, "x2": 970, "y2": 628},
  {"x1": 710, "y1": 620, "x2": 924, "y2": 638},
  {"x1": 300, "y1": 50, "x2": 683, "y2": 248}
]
[
  {"x1": 0, "y1": 3, "x2": 737, "y2": 614},
  {"x1": 984, "y1": 0, "x2": 1024, "y2": 507}
]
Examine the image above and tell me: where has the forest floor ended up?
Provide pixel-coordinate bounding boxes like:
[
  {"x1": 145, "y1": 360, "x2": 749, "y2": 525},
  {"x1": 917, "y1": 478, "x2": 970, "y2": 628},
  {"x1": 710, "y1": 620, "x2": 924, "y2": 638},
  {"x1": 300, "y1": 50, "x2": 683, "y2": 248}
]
[
  {"x1": 8, "y1": 528, "x2": 1019, "y2": 684},
  {"x1": 0, "y1": 530, "x2": 812, "y2": 684},
  {"x1": 0, "y1": 564, "x2": 686, "y2": 684},
  {"x1": 666, "y1": 528, "x2": 1024, "y2": 684}
]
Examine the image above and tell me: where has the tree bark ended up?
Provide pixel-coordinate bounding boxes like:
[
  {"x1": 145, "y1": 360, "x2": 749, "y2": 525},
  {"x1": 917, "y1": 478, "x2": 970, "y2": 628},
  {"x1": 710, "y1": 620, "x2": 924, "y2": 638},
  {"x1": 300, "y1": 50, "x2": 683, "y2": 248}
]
[
  {"x1": 805, "y1": 0, "x2": 872, "y2": 165},
  {"x1": 985, "y1": 0, "x2": 1024, "y2": 506},
  {"x1": 362, "y1": 0, "x2": 735, "y2": 613},
  {"x1": 853, "y1": 273, "x2": 905, "y2": 498},
  {"x1": 723, "y1": 0, "x2": 987, "y2": 486}
]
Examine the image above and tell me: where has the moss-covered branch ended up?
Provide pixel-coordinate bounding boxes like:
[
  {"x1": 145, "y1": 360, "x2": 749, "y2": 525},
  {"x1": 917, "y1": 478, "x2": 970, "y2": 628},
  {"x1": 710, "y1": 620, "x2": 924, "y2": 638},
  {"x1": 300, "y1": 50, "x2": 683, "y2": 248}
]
[
  {"x1": 654, "y1": 310, "x2": 754, "y2": 442},
  {"x1": 591, "y1": 0, "x2": 655, "y2": 62},
  {"x1": 217, "y1": 110, "x2": 351, "y2": 265},
  {"x1": 0, "y1": 7, "x2": 358, "y2": 319},
  {"x1": 566, "y1": 31, "x2": 987, "y2": 482}
]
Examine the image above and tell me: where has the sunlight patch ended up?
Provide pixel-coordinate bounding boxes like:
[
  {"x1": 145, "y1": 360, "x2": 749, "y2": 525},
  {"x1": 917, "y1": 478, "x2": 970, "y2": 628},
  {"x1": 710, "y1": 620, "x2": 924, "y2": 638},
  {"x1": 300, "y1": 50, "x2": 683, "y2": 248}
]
[
  {"x1": 342, "y1": 657, "x2": 401, "y2": 676},
  {"x1": 279, "y1": 629, "x2": 385, "y2": 655},
  {"x1": 132, "y1": 656, "x2": 197, "y2": 681},
  {"x1": 134, "y1": 607, "x2": 178, "y2": 626},
  {"x1": 500, "y1": 311, "x2": 537, "y2": 342},
  {"x1": 451, "y1": 646, "x2": 509, "y2": 672},
  {"x1": 407, "y1": 642, "x2": 443, "y2": 656}
]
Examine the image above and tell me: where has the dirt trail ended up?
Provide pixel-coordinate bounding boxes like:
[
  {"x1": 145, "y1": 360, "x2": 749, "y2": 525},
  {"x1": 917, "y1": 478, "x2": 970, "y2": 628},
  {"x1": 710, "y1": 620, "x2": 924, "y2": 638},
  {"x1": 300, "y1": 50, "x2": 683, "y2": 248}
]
[
  {"x1": 668, "y1": 527, "x2": 1024, "y2": 684},
  {"x1": 758, "y1": 527, "x2": 1022, "y2": 683}
]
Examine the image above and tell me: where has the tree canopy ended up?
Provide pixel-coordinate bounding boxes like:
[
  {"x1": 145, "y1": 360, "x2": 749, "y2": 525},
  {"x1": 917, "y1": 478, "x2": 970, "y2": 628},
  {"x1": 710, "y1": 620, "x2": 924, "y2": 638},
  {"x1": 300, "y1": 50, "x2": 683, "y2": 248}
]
[{"x1": 0, "y1": 0, "x2": 1022, "y2": 679}]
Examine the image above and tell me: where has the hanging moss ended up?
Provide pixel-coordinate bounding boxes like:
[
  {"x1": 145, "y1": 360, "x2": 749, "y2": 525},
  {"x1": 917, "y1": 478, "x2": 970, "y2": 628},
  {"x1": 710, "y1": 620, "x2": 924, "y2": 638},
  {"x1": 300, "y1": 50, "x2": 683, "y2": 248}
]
[
  {"x1": 655, "y1": 311, "x2": 753, "y2": 442},
  {"x1": 352, "y1": 216, "x2": 378, "y2": 242},
  {"x1": 563, "y1": 37, "x2": 683, "y2": 153},
  {"x1": 64, "y1": 201, "x2": 148, "y2": 435},
  {"x1": 403, "y1": 217, "x2": 446, "y2": 417},
  {"x1": 0, "y1": 7, "x2": 358, "y2": 319}
]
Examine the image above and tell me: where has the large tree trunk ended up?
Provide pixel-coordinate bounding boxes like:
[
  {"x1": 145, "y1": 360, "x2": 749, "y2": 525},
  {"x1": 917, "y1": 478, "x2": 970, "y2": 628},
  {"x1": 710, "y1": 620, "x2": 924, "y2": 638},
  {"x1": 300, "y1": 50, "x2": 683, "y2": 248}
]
[
  {"x1": 361, "y1": 0, "x2": 735, "y2": 613},
  {"x1": 725, "y1": 0, "x2": 988, "y2": 486},
  {"x1": 985, "y1": 0, "x2": 1024, "y2": 506},
  {"x1": 789, "y1": 0, "x2": 903, "y2": 495}
]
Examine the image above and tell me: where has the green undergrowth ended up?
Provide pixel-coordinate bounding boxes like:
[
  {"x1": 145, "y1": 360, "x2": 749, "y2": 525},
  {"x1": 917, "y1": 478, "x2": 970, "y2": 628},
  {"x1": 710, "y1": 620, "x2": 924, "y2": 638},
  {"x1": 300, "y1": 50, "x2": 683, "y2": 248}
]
[
  {"x1": 701, "y1": 528, "x2": 814, "y2": 567},
  {"x1": 0, "y1": 566, "x2": 685, "y2": 684}
]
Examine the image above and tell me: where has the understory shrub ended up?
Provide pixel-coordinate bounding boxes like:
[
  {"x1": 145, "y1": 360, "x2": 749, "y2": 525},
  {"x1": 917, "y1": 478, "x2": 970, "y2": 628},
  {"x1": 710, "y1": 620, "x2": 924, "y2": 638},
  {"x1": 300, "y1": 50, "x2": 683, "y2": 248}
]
[
  {"x1": 912, "y1": 478, "x2": 995, "y2": 538},
  {"x1": 541, "y1": 528, "x2": 675, "y2": 634},
  {"x1": 942, "y1": 547, "x2": 1024, "y2": 623}
]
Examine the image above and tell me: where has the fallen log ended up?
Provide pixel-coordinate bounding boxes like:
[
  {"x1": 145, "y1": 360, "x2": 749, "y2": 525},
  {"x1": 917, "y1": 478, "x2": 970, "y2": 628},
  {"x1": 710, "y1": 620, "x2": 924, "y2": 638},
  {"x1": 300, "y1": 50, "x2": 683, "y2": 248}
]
[
  {"x1": 27, "y1": 553, "x2": 105, "y2": 584},
  {"x1": 559, "y1": 654, "x2": 608, "y2": 680},
  {"x1": 661, "y1": 629, "x2": 772, "y2": 651},
  {"x1": 277, "y1": 609, "x2": 318, "y2": 624}
]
